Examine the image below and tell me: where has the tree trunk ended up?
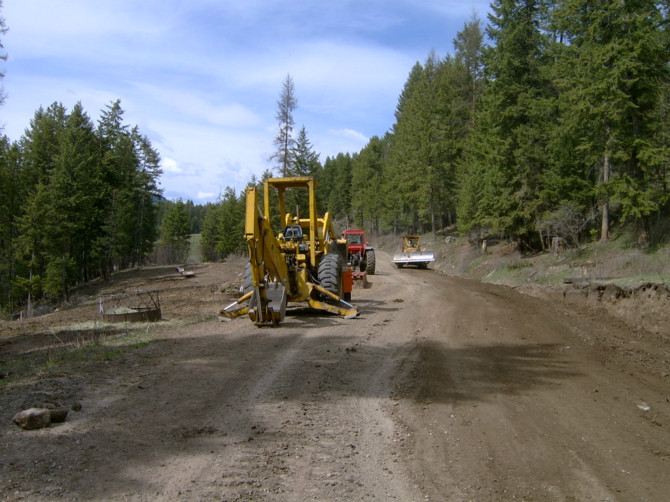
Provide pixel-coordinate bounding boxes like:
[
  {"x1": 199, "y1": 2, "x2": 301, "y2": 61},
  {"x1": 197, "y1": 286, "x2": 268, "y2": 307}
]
[{"x1": 600, "y1": 151, "x2": 610, "y2": 243}]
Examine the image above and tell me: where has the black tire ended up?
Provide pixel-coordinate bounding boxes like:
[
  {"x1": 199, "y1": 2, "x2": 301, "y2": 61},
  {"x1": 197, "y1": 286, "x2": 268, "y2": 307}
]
[
  {"x1": 365, "y1": 250, "x2": 376, "y2": 275},
  {"x1": 318, "y1": 253, "x2": 342, "y2": 297},
  {"x1": 395, "y1": 262, "x2": 404, "y2": 269}
]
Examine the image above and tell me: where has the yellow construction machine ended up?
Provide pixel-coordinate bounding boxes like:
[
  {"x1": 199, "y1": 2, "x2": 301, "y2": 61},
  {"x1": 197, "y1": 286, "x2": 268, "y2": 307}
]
[
  {"x1": 219, "y1": 176, "x2": 358, "y2": 326},
  {"x1": 392, "y1": 235, "x2": 435, "y2": 269}
]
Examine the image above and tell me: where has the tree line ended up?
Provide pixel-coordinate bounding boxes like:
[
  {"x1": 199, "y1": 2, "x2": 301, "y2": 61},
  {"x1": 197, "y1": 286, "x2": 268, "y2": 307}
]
[
  {"x1": 330, "y1": 0, "x2": 670, "y2": 248},
  {"x1": 201, "y1": 0, "x2": 670, "y2": 259},
  {"x1": 2, "y1": 0, "x2": 669, "y2": 316},
  {"x1": 0, "y1": 100, "x2": 163, "y2": 316}
]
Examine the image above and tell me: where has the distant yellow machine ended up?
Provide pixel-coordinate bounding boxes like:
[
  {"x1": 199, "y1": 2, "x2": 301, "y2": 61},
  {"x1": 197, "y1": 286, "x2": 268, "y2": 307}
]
[
  {"x1": 392, "y1": 235, "x2": 435, "y2": 269},
  {"x1": 219, "y1": 176, "x2": 358, "y2": 326}
]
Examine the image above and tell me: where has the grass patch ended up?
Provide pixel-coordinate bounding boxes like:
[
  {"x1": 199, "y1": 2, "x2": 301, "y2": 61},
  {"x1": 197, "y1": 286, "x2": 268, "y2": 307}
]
[
  {"x1": 0, "y1": 322, "x2": 160, "y2": 388},
  {"x1": 188, "y1": 233, "x2": 202, "y2": 262},
  {"x1": 483, "y1": 264, "x2": 526, "y2": 284}
]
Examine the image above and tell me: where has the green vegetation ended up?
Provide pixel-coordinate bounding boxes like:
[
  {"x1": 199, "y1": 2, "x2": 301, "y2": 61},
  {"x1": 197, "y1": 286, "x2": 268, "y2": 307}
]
[
  {"x1": 426, "y1": 230, "x2": 670, "y2": 289},
  {"x1": 200, "y1": 2, "x2": 669, "y2": 252},
  {"x1": 188, "y1": 234, "x2": 202, "y2": 263},
  {"x1": 0, "y1": 100, "x2": 162, "y2": 317},
  {"x1": 1, "y1": 1, "x2": 668, "y2": 317}
]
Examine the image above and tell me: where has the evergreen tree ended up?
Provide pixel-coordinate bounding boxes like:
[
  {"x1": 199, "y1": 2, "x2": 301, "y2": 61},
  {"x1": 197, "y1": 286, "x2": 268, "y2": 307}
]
[
  {"x1": 14, "y1": 103, "x2": 68, "y2": 306},
  {"x1": 96, "y1": 100, "x2": 162, "y2": 270},
  {"x1": 271, "y1": 74, "x2": 298, "y2": 176},
  {"x1": 291, "y1": 126, "x2": 320, "y2": 176},
  {"x1": 551, "y1": 0, "x2": 670, "y2": 243},
  {"x1": 161, "y1": 200, "x2": 191, "y2": 263},
  {"x1": 1, "y1": 99, "x2": 161, "y2": 313},
  {"x1": 286, "y1": 126, "x2": 321, "y2": 218},
  {"x1": 21, "y1": 103, "x2": 67, "y2": 187},
  {"x1": 319, "y1": 153, "x2": 352, "y2": 222},
  {"x1": 131, "y1": 129, "x2": 162, "y2": 264},
  {"x1": 0, "y1": 137, "x2": 23, "y2": 313},
  {"x1": 351, "y1": 136, "x2": 387, "y2": 233},
  {"x1": 453, "y1": 14, "x2": 485, "y2": 126},
  {"x1": 200, "y1": 202, "x2": 221, "y2": 261},
  {"x1": 461, "y1": 0, "x2": 554, "y2": 245},
  {"x1": 215, "y1": 187, "x2": 245, "y2": 257},
  {"x1": 386, "y1": 54, "x2": 465, "y2": 235},
  {"x1": 41, "y1": 102, "x2": 99, "y2": 298},
  {"x1": 386, "y1": 61, "x2": 430, "y2": 233}
]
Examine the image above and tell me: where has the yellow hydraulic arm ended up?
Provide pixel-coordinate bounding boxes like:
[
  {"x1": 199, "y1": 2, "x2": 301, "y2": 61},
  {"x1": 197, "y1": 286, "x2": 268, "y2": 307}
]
[{"x1": 220, "y1": 186, "x2": 289, "y2": 325}]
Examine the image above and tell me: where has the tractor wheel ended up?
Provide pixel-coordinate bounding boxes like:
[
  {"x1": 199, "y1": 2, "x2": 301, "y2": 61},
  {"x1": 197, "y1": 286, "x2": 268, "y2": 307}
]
[
  {"x1": 318, "y1": 253, "x2": 342, "y2": 297},
  {"x1": 365, "y1": 250, "x2": 376, "y2": 275}
]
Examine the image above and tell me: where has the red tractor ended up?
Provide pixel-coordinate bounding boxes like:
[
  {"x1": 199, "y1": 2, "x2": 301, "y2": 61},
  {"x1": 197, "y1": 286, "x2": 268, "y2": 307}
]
[{"x1": 342, "y1": 229, "x2": 376, "y2": 277}]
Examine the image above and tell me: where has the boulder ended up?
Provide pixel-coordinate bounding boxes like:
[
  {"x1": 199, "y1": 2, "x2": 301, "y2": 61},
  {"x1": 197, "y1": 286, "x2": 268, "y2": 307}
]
[
  {"x1": 49, "y1": 407, "x2": 69, "y2": 423},
  {"x1": 13, "y1": 408, "x2": 51, "y2": 430}
]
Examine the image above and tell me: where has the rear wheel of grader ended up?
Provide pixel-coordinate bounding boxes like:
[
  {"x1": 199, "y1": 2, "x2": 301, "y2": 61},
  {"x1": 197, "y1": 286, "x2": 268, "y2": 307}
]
[
  {"x1": 365, "y1": 249, "x2": 376, "y2": 275},
  {"x1": 318, "y1": 253, "x2": 343, "y2": 297}
]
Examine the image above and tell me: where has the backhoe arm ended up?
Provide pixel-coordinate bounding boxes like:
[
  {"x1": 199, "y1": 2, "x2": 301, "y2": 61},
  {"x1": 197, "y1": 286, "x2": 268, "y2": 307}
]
[{"x1": 220, "y1": 186, "x2": 288, "y2": 325}]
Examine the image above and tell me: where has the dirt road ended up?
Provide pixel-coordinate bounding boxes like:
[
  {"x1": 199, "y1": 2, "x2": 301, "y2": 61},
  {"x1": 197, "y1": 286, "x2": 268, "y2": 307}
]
[{"x1": 1, "y1": 251, "x2": 669, "y2": 501}]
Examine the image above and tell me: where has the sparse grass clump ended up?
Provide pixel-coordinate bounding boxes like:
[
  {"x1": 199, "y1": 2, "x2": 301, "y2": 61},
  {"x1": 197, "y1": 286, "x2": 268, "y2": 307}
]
[{"x1": 0, "y1": 321, "x2": 159, "y2": 388}]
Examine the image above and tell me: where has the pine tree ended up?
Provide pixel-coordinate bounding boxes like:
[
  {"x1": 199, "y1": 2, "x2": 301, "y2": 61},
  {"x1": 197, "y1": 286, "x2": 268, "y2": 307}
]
[
  {"x1": 96, "y1": 100, "x2": 160, "y2": 270},
  {"x1": 161, "y1": 200, "x2": 191, "y2": 263},
  {"x1": 551, "y1": 0, "x2": 670, "y2": 244},
  {"x1": 462, "y1": 0, "x2": 554, "y2": 245},
  {"x1": 319, "y1": 153, "x2": 352, "y2": 223},
  {"x1": 0, "y1": 136, "x2": 23, "y2": 313},
  {"x1": 131, "y1": 129, "x2": 162, "y2": 264},
  {"x1": 386, "y1": 61, "x2": 430, "y2": 233},
  {"x1": 351, "y1": 136, "x2": 387, "y2": 233},
  {"x1": 200, "y1": 202, "x2": 221, "y2": 261},
  {"x1": 42, "y1": 102, "x2": 99, "y2": 297},
  {"x1": 271, "y1": 74, "x2": 298, "y2": 176},
  {"x1": 21, "y1": 103, "x2": 67, "y2": 187},
  {"x1": 291, "y1": 126, "x2": 320, "y2": 176},
  {"x1": 215, "y1": 187, "x2": 245, "y2": 257},
  {"x1": 386, "y1": 54, "x2": 466, "y2": 235},
  {"x1": 15, "y1": 103, "x2": 68, "y2": 306},
  {"x1": 285, "y1": 126, "x2": 321, "y2": 218},
  {"x1": 453, "y1": 14, "x2": 485, "y2": 126}
]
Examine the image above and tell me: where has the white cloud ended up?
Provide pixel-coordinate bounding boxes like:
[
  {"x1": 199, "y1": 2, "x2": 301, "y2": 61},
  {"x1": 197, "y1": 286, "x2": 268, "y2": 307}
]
[
  {"x1": 129, "y1": 83, "x2": 261, "y2": 129},
  {"x1": 329, "y1": 129, "x2": 370, "y2": 145},
  {"x1": 162, "y1": 158, "x2": 182, "y2": 174},
  {"x1": 3, "y1": 0, "x2": 492, "y2": 203},
  {"x1": 197, "y1": 191, "x2": 216, "y2": 201}
]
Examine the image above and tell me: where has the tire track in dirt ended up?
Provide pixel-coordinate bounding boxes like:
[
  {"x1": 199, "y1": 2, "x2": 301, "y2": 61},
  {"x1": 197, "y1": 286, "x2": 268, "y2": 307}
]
[{"x1": 387, "y1": 268, "x2": 670, "y2": 501}]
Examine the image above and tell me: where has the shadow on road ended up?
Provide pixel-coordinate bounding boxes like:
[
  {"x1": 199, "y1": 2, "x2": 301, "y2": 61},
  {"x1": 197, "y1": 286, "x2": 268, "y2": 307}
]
[{"x1": 1, "y1": 326, "x2": 581, "y2": 500}]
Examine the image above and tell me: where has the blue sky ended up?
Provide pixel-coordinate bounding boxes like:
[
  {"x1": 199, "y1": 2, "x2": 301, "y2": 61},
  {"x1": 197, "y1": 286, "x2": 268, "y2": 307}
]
[{"x1": 2, "y1": 0, "x2": 490, "y2": 203}]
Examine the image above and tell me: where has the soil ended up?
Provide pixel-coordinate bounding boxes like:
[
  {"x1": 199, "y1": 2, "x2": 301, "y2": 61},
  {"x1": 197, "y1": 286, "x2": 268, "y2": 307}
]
[{"x1": 1, "y1": 251, "x2": 669, "y2": 501}]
